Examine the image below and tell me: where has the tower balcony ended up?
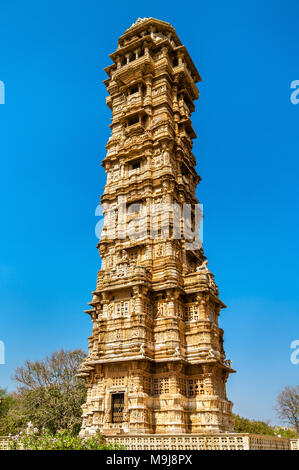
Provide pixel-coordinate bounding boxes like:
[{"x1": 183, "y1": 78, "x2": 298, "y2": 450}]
[
  {"x1": 108, "y1": 54, "x2": 155, "y2": 87},
  {"x1": 173, "y1": 63, "x2": 200, "y2": 100},
  {"x1": 183, "y1": 271, "x2": 220, "y2": 298},
  {"x1": 122, "y1": 93, "x2": 144, "y2": 114},
  {"x1": 124, "y1": 120, "x2": 145, "y2": 136},
  {"x1": 97, "y1": 265, "x2": 152, "y2": 291}
]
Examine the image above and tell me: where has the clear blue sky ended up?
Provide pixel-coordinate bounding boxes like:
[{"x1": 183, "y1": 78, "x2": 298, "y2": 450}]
[{"x1": 0, "y1": 0, "x2": 299, "y2": 425}]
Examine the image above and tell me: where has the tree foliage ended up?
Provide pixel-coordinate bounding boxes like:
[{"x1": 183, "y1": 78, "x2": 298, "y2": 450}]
[
  {"x1": 274, "y1": 427, "x2": 298, "y2": 438},
  {"x1": 275, "y1": 386, "x2": 299, "y2": 434},
  {"x1": 0, "y1": 349, "x2": 87, "y2": 435},
  {"x1": 0, "y1": 389, "x2": 26, "y2": 435},
  {"x1": 0, "y1": 388, "x2": 15, "y2": 418},
  {"x1": 233, "y1": 414, "x2": 275, "y2": 435}
]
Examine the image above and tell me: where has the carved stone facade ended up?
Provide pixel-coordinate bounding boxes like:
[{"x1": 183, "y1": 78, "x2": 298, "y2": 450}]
[{"x1": 78, "y1": 17, "x2": 235, "y2": 436}]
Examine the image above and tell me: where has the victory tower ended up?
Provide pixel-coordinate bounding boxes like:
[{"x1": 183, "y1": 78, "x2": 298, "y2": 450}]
[{"x1": 78, "y1": 17, "x2": 234, "y2": 436}]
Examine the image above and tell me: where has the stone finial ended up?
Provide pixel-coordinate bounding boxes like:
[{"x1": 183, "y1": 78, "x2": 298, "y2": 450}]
[{"x1": 128, "y1": 17, "x2": 149, "y2": 31}]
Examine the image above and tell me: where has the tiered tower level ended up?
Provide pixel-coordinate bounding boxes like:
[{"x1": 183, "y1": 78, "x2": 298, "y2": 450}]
[{"x1": 78, "y1": 17, "x2": 235, "y2": 436}]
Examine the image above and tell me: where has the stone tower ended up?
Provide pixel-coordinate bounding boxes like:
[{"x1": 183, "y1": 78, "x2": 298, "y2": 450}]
[{"x1": 78, "y1": 17, "x2": 234, "y2": 436}]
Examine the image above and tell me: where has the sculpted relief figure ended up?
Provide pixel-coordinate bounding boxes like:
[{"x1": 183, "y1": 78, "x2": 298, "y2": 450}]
[
  {"x1": 196, "y1": 260, "x2": 219, "y2": 295},
  {"x1": 156, "y1": 302, "x2": 168, "y2": 317},
  {"x1": 140, "y1": 343, "x2": 146, "y2": 356},
  {"x1": 119, "y1": 249, "x2": 129, "y2": 263},
  {"x1": 108, "y1": 303, "x2": 114, "y2": 316},
  {"x1": 196, "y1": 260, "x2": 209, "y2": 273}
]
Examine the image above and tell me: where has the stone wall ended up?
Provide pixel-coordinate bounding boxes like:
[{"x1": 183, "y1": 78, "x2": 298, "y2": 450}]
[{"x1": 107, "y1": 433, "x2": 294, "y2": 450}]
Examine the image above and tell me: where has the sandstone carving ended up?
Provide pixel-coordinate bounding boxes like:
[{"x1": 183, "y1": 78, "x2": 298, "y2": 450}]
[{"x1": 78, "y1": 17, "x2": 235, "y2": 437}]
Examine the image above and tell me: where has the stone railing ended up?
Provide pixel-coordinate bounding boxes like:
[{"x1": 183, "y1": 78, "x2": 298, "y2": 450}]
[
  {"x1": 291, "y1": 438, "x2": 299, "y2": 450},
  {"x1": 247, "y1": 434, "x2": 291, "y2": 450},
  {"x1": 106, "y1": 433, "x2": 294, "y2": 451},
  {"x1": 0, "y1": 437, "x2": 9, "y2": 450},
  {"x1": 98, "y1": 265, "x2": 151, "y2": 290},
  {"x1": 1, "y1": 434, "x2": 298, "y2": 451},
  {"x1": 183, "y1": 271, "x2": 219, "y2": 297}
]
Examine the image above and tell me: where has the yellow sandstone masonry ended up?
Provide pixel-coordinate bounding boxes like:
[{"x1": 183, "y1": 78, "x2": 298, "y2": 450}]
[{"x1": 78, "y1": 17, "x2": 235, "y2": 437}]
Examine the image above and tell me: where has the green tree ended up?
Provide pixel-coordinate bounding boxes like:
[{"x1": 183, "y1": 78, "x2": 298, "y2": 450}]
[
  {"x1": 0, "y1": 388, "x2": 13, "y2": 418},
  {"x1": 0, "y1": 389, "x2": 24, "y2": 435},
  {"x1": 233, "y1": 414, "x2": 275, "y2": 435},
  {"x1": 274, "y1": 427, "x2": 298, "y2": 438},
  {"x1": 275, "y1": 386, "x2": 299, "y2": 435},
  {"x1": 0, "y1": 349, "x2": 87, "y2": 436}
]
